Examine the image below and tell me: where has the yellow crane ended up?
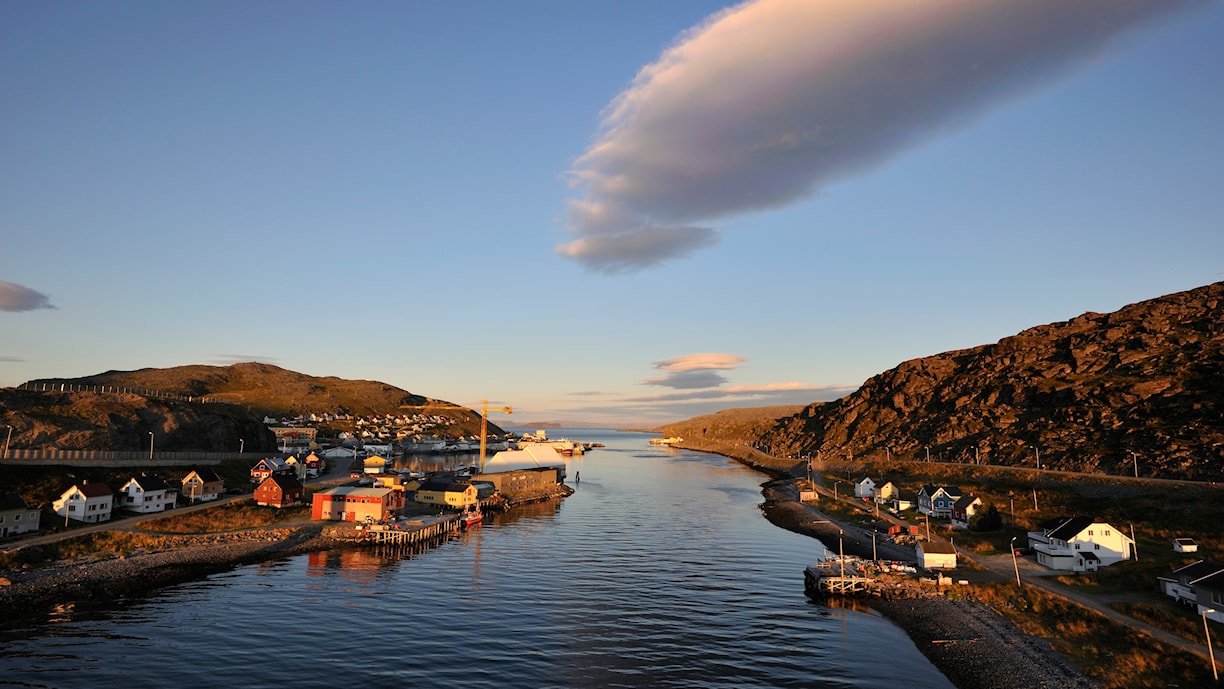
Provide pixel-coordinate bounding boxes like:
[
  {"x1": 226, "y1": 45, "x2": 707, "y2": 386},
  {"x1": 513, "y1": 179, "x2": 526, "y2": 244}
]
[{"x1": 399, "y1": 399, "x2": 512, "y2": 473}]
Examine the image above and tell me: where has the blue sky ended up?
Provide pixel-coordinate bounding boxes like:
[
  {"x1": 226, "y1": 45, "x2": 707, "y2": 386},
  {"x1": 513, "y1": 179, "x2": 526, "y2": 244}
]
[{"x1": 2, "y1": 0, "x2": 1222, "y2": 428}]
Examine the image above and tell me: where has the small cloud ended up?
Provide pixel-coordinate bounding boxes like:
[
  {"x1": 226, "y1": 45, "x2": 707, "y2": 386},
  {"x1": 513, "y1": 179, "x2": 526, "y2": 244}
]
[
  {"x1": 0, "y1": 355, "x2": 26, "y2": 363},
  {"x1": 644, "y1": 353, "x2": 745, "y2": 390},
  {"x1": 653, "y1": 353, "x2": 746, "y2": 373},
  {"x1": 567, "y1": 390, "x2": 615, "y2": 397},
  {"x1": 643, "y1": 370, "x2": 728, "y2": 389},
  {"x1": 0, "y1": 280, "x2": 56, "y2": 311}
]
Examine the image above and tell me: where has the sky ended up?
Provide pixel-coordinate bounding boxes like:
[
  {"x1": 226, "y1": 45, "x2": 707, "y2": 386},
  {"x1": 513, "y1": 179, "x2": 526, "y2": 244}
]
[{"x1": 2, "y1": 0, "x2": 1222, "y2": 429}]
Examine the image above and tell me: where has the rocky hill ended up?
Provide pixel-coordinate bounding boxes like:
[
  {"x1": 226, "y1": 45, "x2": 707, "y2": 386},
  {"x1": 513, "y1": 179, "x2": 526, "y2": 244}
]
[
  {"x1": 3, "y1": 362, "x2": 501, "y2": 452},
  {"x1": 0, "y1": 388, "x2": 279, "y2": 453},
  {"x1": 667, "y1": 282, "x2": 1224, "y2": 481}
]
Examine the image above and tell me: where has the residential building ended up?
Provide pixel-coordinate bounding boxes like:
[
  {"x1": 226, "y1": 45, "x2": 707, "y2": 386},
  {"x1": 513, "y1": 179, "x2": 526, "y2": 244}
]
[
  {"x1": 363, "y1": 456, "x2": 389, "y2": 474},
  {"x1": 916, "y1": 484, "x2": 963, "y2": 518},
  {"x1": 53, "y1": 481, "x2": 113, "y2": 524},
  {"x1": 118, "y1": 474, "x2": 176, "y2": 514},
  {"x1": 872, "y1": 481, "x2": 899, "y2": 504},
  {"x1": 950, "y1": 495, "x2": 984, "y2": 530},
  {"x1": 853, "y1": 477, "x2": 875, "y2": 500},
  {"x1": 1192, "y1": 570, "x2": 1224, "y2": 624},
  {"x1": 181, "y1": 468, "x2": 224, "y2": 503},
  {"x1": 1027, "y1": 516, "x2": 1135, "y2": 572},
  {"x1": 311, "y1": 486, "x2": 405, "y2": 523},
  {"x1": 1173, "y1": 538, "x2": 1199, "y2": 553},
  {"x1": 413, "y1": 479, "x2": 478, "y2": 508},
  {"x1": 917, "y1": 540, "x2": 958, "y2": 569},
  {"x1": 0, "y1": 493, "x2": 40, "y2": 537},
  {"x1": 254, "y1": 475, "x2": 303, "y2": 508},
  {"x1": 1159, "y1": 561, "x2": 1224, "y2": 607},
  {"x1": 250, "y1": 457, "x2": 293, "y2": 484}
]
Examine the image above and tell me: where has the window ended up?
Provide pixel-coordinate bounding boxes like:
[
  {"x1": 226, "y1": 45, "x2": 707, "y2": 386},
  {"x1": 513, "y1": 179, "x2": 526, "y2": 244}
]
[
  {"x1": 1213, "y1": 590, "x2": 1223, "y2": 606},
  {"x1": 1104, "y1": 530, "x2": 1111, "y2": 536},
  {"x1": 1088, "y1": 530, "x2": 1094, "y2": 536},
  {"x1": 1095, "y1": 544, "x2": 1100, "y2": 550}
]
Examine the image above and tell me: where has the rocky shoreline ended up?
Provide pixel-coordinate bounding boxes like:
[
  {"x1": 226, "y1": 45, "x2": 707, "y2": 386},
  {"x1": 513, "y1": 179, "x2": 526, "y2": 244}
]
[
  {"x1": 0, "y1": 525, "x2": 353, "y2": 625},
  {"x1": 758, "y1": 477, "x2": 1100, "y2": 689}
]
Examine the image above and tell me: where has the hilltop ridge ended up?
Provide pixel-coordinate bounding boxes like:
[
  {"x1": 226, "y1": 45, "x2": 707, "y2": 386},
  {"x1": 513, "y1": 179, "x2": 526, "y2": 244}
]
[
  {"x1": 2, "y1": 363, "x2": 501, "y2": 452},
  {"x1": 662, "y1": 281, "x2": 1224, "y2": 481}
]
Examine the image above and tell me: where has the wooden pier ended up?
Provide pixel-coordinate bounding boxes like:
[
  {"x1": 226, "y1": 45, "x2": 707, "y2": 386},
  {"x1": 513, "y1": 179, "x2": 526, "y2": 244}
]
[
  {"x1": 360, "y1": 514, "x2": 461, "y2": 546},
  {"x1": 804, "y1": 557, "x2": 878, "y2": 598}
]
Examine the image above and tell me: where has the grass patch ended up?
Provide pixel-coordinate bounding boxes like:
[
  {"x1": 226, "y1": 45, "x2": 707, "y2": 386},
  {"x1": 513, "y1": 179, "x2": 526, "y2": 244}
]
[
  {"x1": 137, "y1": 500, "x2": 309, "y2": 534},
  {"x1": 969, "y1": 581, "x2": 1218, "y2": 689}
]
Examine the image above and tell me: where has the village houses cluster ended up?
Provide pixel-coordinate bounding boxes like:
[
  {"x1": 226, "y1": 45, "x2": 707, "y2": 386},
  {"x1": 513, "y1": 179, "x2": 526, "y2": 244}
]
[{"x1": 832, "y1": 477, "x2": 1194, "y2": 589}]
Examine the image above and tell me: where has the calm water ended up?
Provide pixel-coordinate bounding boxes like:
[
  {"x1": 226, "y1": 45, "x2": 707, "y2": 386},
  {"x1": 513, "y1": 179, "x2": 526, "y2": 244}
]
[{"x1": 0, "y1": 430, "x2": 953, "y2": 689}]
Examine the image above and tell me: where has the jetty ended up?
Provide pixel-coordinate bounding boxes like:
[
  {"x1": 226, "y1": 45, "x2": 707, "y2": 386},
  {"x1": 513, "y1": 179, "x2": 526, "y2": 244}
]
[
  {"x1": 803, "y1": 556, "x2": 878, "y2": 598},
  {"x1": 358, "y1": 514, "x2": 461, "y2": 546}
]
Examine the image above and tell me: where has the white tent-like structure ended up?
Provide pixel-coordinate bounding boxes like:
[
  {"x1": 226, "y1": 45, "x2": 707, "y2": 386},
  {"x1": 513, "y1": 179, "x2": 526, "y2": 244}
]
[{"x1": 482, "y1": 443, "x2": 566, "y2": 473}]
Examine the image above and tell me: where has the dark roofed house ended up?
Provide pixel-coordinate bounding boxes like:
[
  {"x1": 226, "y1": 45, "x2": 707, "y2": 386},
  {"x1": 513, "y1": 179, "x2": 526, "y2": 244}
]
[
  {"x1": 1159, "y1": 560, "x2": 1224, "y2": 606},
  {"x1": 1028, "y1": 516, "x2": 1134, "y2": 572},
  {"x1": 950, "y1": 495, "x2": 984, "y2": 530},
  {"x1": 0, "y1": 493, "x2": 40, "y2": 538},
  {"x1": 53, "y1": 481, "x2": 114, "y2": 524},
  {"x1": 917, "y1": 484, "x2": 963, "y2": 518},
  {"x1": 1173, "y1": 538, "x2": 1199, "y2": 554},
  {"x1": 119, "y1": 474, "x2": 176, "y2": 514},
  {"x1": 1192, "y1": 570, "x2": 1224, "y2": 624}
]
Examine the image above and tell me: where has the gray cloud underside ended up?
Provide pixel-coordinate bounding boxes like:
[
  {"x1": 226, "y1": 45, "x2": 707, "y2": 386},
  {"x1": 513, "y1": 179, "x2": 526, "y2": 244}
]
[
  {"x1": 559, "y1": 0, "x2": 1200, "y2": 273},
  {"x1": 644, "y1": 370, "x2": 730, "y2": 389},
  {"x1": 0, "y1": 280, "x2": 56, "y2": 311}
]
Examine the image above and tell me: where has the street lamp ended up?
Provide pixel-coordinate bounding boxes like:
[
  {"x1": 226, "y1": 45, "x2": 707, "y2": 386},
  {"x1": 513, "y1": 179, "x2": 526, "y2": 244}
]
[
  {"x1": 240, "y1": 438, "x2": 245, "y2": 455},
  {"x1": 1130, "y1": 451, "x2": 1138, "y2": 478},
  {"x1": 2, "y1": 425, "x2": 11, "y2": 460},
  {"x1": 148, "y1": 432, "x2": 154, "y2": 460},
  {"x1": 1010, "y1": 536, "x2": 1023, "y2": 587},
  {"x1": 1205, "y1": 609, "x2": 1219, "y2": 682}
]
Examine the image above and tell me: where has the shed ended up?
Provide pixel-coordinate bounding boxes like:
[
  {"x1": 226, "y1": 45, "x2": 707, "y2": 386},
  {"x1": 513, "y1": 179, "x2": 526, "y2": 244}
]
[{"x1": 917, "y1": 540, "x2": 958, "y2": 570}]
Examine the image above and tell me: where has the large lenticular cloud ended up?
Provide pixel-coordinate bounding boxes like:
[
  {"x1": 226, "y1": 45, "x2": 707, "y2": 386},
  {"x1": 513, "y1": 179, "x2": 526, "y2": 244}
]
[{"x1": 558, "y1": 0, "x2": 1201, "y2": 273}]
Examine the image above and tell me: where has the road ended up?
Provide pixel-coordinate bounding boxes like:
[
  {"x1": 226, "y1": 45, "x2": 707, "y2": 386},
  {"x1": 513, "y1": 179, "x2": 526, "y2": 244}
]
[{"x1": 1, "y1": 460, "x2": 354, "y2": 554}]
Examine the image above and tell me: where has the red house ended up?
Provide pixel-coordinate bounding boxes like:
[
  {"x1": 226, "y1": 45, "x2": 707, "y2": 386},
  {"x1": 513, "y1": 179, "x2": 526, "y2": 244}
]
[{"x1": 254, "y1": 475, "x2": 303, "y2": 508}]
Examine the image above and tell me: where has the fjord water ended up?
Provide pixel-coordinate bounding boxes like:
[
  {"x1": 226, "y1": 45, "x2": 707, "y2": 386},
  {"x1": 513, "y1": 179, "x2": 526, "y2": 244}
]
[{"x1": 0, "y1": 430, "x2": 953, "y2": 689}]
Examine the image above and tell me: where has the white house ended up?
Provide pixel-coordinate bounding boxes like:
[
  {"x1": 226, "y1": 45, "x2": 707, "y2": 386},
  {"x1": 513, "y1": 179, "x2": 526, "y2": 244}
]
[
  {"x1": 1028, "y1": 516, "x2": 1135, "y2": 572},
  {"x1": 118, "y1": 474, "x2": 176, "y2": 513},
  {"x1": 917, "y1": 540, "x2": 958, "y2": 569},
  {"x1": 53, "y1": 481, "x2": 114, "y2": 524},
  {"x1": 872, "y1": 481, "x2": 899, "y2": 504},
  {"x1": 1173, "y1": 538, "x2": 1199, "y2": 553},
  {"x1": 0, "y1": 493, "x2": 40, "y2": 538},
  {"x1": 853, "y1": 477, "x2": 876, "y2": 500}
]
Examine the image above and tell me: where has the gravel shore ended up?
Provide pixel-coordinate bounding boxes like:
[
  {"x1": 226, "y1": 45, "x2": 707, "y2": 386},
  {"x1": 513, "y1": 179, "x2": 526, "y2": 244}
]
[
  {"x1": 759, "y1": 477, "x2": 1100, "y2": 689},
  {"x1": 0, "y1": 525, "x2": 351, "y2": 625}
]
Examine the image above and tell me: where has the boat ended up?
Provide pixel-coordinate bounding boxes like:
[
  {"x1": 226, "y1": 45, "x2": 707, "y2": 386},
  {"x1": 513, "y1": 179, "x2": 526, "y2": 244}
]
[{"x1": 460, "y1": 505, "x2": 483, "y2": 529}]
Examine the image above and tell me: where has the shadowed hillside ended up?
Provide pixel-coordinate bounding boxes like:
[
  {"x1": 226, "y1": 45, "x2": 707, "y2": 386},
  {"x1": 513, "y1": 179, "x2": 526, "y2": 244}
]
[
  {"x1": 5, "y1": 363, "x2": 501, "y2": 452},
  {"x1": 666, "y1": 282, "x2": 1224, "y2": 482}
]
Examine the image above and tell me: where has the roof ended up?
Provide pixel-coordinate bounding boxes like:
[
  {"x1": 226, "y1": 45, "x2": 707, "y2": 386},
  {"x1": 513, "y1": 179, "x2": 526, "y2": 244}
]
[
  {"x1": 1046, "y1": 516, "x2": 1097, "y2": 541},
  {"x1": 128, "y1": 474, "x2": 169, "y2": 491},
  {"x1": 0, "y1": 493, "x2": 30, "y2": 511},
  {"x1": 419, "y1": 478, "x2": 471, "y2": 493},
  {"x1": 1174, "y1": 561, "x2": 1224, "y2": 581},
  {"x1": 953, "y1": 495, "x2": 981, "y2": 510},
  {"x1": 1195, "y1": 570, "x2": 1224, "y2": 593},
  {"x1": 261, "y1": 474, "x2": 303, "y2": 491},
  {"x1": 919, "y1": 484, "x2": 963, "y2": 498},
  {"x1": 1080, "y1": 551, "x2": 1101, "y2": 562},
  {"x1": 315, "y1": 486, "x2": 394, "y2": 499},
  {"x1": 1174, "y1": 537, "x2": 1198, "y2": 545},
  {"x1": 73, "y1": 482, "x2": 113, "y2": 498},
  {"x1": 186, "y1": 468, "x2": 223, "y2": 483},
  {"x1": 919, "y1": 541, "x2": 958, "y2": 554}
]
